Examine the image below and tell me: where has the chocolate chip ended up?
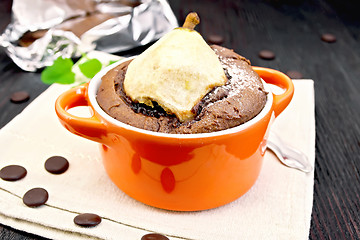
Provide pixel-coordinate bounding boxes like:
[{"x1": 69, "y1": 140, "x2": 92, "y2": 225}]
[
  {"x1": 23, "y1": 188, "x2": 49, "y2": 207},
  {"x1": 141, "y1": 233, "x2": 169, "y2": 240},
  {"x1": 0, "y1": 165, "x2": 27, "y2": 181},
  {"x1": 207, "y1": 34, "x2": 225, "y2": 45},
  {"x1": 10, "y1": 91, "x2": 30, "y2": 103},
  {"x1": 45, "y1": 156, "x2": 69, "y2": 174},
  {"x1": 258, "y1": 50, "x2": 275, "y2": 60},
  {"x1": 286, "y1": 70, "x2": 303, "y2": 79},
  {"x1": 74, "y1": 213, "x2": 101, "y2": 227},
  {"x1": 321, "y1": 33, "x2": 336, "y2": 43}
]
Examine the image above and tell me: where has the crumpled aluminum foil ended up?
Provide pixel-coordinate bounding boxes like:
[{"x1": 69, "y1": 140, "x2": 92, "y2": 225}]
[{"x1": 0, "y1": 0, "x2": 178, "y2": 71}]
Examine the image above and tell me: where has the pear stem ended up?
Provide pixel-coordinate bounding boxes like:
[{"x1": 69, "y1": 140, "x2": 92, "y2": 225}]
[{"x1": 182, "y1": 12, "x2": 200, "y2": 30}]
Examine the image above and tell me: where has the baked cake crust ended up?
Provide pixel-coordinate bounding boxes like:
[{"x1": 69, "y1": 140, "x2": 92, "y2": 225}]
[{"x1": 96, "y1": 45, "x2": 267, "y2": 134}]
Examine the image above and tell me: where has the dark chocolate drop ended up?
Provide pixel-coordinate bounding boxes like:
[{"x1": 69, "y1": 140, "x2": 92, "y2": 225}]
[
  {"x1": 0, "y1": 165, "x2": 27, "y2": 181},
  {"x1": 45, "y1": 156, "x2": 69, "y2": 174},
  {"x1": 141, "y1": 233, "x2": 169, "y2": 240},
  {"x1": 286, "y1": 70, "x2": 303, "y2": 79},
  {"x1": 258, "y1": 50, "x2": 275, "y2": 60},
  {"x1": 74, "y1": 213, "x2": 101, "y2": 227},
  {"x1": 321, "y1": 33, "x2": 336, "y2": 43},
  {"x1": 10, "y1": 91, "x2": 30, "y2": 103},
  {"x1": 207, "y1": 34, "x2": 225, "y2": 45},
  {"x1": 23, "y1": 188, "x2": 49, "y2": 207}
]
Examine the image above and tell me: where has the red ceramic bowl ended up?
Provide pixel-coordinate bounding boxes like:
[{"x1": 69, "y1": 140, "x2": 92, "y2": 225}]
[{"x1": 55, "y1": 57, "x2": 294, "y2": 211}]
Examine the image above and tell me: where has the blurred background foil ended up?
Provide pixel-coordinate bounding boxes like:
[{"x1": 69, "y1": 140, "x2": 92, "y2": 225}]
[{"x1": 0, "y1": 0, "x2": 178, "y2": 71}]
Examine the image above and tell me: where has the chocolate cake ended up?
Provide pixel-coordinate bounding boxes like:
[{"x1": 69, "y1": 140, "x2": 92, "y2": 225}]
[{"x1": 96, "y1": 45, "x2": 267, "y2": 134}]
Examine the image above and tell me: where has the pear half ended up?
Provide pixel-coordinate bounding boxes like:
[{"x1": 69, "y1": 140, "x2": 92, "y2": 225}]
[{"x1": 123, "y1": 12, "x2": 227, "y2": 122}]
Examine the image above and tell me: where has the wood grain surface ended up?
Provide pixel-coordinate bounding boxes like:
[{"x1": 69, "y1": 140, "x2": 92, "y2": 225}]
[{"x1": 1, "y1": 0, "x2": 359, "y2": 239}]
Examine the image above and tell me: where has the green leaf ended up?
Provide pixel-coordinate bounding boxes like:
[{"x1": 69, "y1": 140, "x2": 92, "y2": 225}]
[
  {"x1": 79, "y1": 58, "x2": 102, "y2": 78},
  {"x1": 41, "y1": 57, "x2": 75, "y2": 85},
  {"x1": 108, "y1": 60, "x2": 118, "y2": 66}
]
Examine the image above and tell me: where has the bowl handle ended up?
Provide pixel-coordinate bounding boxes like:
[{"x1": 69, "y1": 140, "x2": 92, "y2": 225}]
[
  {"x1": 253, "y1": 67, "x2": 294, "y2": 117},
  {"x1": 55, "y1": 83, "x2": 107, "y2": 143}
]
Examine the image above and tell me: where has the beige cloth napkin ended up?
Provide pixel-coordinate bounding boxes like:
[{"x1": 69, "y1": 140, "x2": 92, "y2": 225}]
[{"x1": 0, "y1": 80, "x2": 315, "y2": 240}]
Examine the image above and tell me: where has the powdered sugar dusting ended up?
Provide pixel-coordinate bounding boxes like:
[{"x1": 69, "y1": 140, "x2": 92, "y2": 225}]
[{"x1": 201, "y1": 46, "x2": 264, "y2": 109}]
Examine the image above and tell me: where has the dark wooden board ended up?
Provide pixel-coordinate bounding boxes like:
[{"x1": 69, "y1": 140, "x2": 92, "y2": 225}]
[{"x1": 0, "y1": 0, "x2": 359, "y2": 239}]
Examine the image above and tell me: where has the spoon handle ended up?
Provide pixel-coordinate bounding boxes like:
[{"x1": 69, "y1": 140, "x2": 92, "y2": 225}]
[{"x1": 267, "y1": 132, "x2": 313, "y2": 173}]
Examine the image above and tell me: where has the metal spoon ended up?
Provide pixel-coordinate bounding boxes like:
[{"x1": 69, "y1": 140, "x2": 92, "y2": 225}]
[{"x1": 267, "y1": 132, "x2": 313, "y2": 173}]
